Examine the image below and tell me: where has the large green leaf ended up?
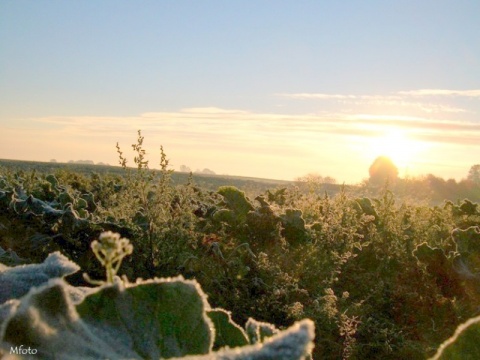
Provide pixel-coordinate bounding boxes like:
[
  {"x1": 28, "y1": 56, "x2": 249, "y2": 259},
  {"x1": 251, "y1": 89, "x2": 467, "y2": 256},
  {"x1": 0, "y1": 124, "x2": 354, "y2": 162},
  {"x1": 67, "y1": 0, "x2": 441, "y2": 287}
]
[
  {"x1": 207, "y1": 309, "x2": 249, "y2": 350},
  {"x1": 178, "y1": 319, "x2": 314, "y2": 360},
  {"x1": 245, "y1": 318, "x2": 279, "y2": 344},
  {"x1": 78, "y1": 277, "x2": 214, "y2": 358},
  {"x1": 0, "y1": 252, "x2": 79, "y2": 304},
  {"x1": 0, "y1": 277, "x2": 315, "y2": 360},
  {"x1": 1, "y1": 277, "x2": 214, "y2": 359},
  {"x1": 217, "y1": 186, "x2": 254, "y2": 224},
  {"x1": 431, "y1": 315, "x2": 480, "y2": 360}
]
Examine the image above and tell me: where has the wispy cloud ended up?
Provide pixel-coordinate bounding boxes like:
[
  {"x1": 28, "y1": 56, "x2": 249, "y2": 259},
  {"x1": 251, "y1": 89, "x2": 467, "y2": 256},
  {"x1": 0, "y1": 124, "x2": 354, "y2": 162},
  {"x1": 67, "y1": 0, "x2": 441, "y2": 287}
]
[
  {"x1": 277, "y1": 93, "x2": 401, "y2": 101},
  {"x1": 279, "y1": 89, "x2": 480, "y2": 99},
  {"x1": 277, "y1": 89, "x2": 480, "y2": 114},
  {"x1": 31, "y1": 108, "x2": 480, "y2": 146},
  {"x1": 397, "y1": 89, "x2": 480, "y2": 97}
]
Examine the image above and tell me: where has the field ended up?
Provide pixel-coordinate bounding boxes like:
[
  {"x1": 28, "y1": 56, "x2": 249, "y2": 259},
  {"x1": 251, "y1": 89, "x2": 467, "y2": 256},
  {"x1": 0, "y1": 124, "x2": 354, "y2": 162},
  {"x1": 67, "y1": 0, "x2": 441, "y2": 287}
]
[
  {"x1": 0, "y1": 158, "x2": 342, "y2": 197},
  {"x1": 1, "y1": 155, "x2": 480, "y2": 359}
]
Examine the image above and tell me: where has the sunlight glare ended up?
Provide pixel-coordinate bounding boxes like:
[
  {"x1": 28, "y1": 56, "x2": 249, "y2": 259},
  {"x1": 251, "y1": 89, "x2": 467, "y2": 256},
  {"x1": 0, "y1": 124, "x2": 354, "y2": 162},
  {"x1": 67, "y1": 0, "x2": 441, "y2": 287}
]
[{"x1": 368, "y1": 130, "x2": 425, "y2": 175}]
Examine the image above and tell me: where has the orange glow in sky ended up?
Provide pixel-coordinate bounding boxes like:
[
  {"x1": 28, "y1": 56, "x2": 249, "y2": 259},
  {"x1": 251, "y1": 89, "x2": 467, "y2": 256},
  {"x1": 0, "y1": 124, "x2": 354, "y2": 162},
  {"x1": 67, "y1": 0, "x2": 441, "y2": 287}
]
[{"x1": 366, "y1": 130, "x2": 429, "y2": 176}]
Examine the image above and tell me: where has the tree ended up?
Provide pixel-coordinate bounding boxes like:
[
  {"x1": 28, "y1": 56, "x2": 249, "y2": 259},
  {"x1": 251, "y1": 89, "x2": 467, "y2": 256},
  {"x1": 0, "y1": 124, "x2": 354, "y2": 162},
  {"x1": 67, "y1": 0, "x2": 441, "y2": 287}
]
[
  {"x1": 179, "y1": 165, "x2": 191, "y2": 173},
  {"x1": 201, "y1": 168, "x2": 215, "y2": 175},
  {"x1": 295, "y1": 173, "x2": 337, "y2": 184},
  {"x1": 195, "y1": 168, "x2": 216, "y2": 175},
  {"x1": 368, "y1": 156, "x2": 398, "y2": 185},
  {"x1": 467, "y1": 164, "x2": 480, "y2": 185},
  {"x1": 294, "y1": 173, "x2": 337, "y2": 193}
]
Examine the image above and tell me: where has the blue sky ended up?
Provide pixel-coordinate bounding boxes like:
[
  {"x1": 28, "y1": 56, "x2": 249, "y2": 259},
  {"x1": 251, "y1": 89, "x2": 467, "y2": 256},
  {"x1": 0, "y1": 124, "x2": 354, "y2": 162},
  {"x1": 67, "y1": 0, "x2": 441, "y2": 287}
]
[{"x1": 1, "y1": 1, "x2": 479, "y2": 182}]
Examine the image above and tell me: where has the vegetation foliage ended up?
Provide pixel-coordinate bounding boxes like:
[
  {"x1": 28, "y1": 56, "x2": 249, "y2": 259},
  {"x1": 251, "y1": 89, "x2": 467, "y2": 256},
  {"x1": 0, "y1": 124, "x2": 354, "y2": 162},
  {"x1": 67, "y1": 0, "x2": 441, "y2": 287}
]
[
  {"x1": 0, "y1": 245, "x2": 314, "y2": 359},
  {"x1": 1, "y1": 131, "x2": 480, "y2": 359}
]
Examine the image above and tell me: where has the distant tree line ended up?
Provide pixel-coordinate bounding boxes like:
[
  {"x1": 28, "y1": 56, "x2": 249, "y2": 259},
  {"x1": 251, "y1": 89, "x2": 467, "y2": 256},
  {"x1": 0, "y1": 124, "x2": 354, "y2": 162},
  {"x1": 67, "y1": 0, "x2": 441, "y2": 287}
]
[
  {"x1": 49, "y1": 159, "x2": 110, "y2": 166},
  {"x1": 179, "y1": 164, "x2": 216, "y2": 175},
  {"x1": 296, "y1": 157, "x2": 480, "y2": 204},
  {"x1": 366, "y1": 156, "x2": 480, "y2": 203}
]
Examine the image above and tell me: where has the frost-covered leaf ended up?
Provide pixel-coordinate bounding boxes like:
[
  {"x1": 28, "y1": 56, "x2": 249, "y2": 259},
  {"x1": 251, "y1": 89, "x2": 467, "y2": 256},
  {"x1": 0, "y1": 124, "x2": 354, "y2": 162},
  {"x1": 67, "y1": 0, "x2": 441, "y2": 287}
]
[
  {"x1": 0, "y1": 251, "x2": 79, "y2": 303},
  {"x1": 430, "y1": 315, "x2": 480, "y2": 360},
  {"x1": 213, "y1": 209, "x2": 235, "y2": 224},
  {"x1": 25, "y1": 195, "x2": 64, "y2": 217},
  {"x1": 0, "y1": 300, "x2": 18, "y2": 327},
  {"x1": 178, "y1": 319, "x2": 315, "y2": 360},
  {"x1": 0, "y1": 246, "x2": 26, "y2": 267},
  {"x1": 217, "y1": 187, "x2": 254, "y2": 223},
  {"x1": 77, "y1": 277, "x2": 213, "y2": 358},
  {"x1": 246, "y1": 318, "x2": 279, "y2": 344},
  {"x1": 452, "y1": 226, "x2": 480, "y2": 274},
  {"x1": 45, "y1": 174, "x2": 59, "y2": 188},
  {"x1": 1, "y1": 280, "x2": 122, "y2": 360},
  {"x1": 412, "y1": 243, "x2": 464, "y2": 298},
  {"x1": 1, "y1": 277, "x2": 214, "y2": 359},
  {"x1": 280, "y1": 209, "x2": 307, "y2": 243},
  {"x1": 207, "y1": 309, "x2": 249, "y2": 350}
]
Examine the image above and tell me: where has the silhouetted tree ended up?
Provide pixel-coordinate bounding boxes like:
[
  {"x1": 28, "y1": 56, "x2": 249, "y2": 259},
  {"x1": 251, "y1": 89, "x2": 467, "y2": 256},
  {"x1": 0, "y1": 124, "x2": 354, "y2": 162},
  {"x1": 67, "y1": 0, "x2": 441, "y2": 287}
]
[
  {"x1": 368, "y1": 156, "x2": 398, "y2": 185},
  {"x1": 295, "y1": 173, "x2": 337, "y2": 193},
  {"x1": 295, "y1": 173, "x2": 337, "y2": 184},
  {"x1": 195, "y1": 168, "x2": 216, "y2": 175},
  {"x1": 179, "y1": 165, "x2": 191, "y2": 173},
  {"x1": 467, "y1": 164, "x2": 480, "y2": 185}
]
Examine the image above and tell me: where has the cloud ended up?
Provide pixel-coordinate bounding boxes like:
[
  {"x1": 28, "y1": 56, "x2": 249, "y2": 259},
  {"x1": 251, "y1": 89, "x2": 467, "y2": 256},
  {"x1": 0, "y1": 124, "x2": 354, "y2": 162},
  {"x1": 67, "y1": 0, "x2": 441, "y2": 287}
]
[
  {"x1": 277, "y1": 89, "x2": 480, "y2": 114},
  {"x1": 29, "y1": 107, "x2": 480, "y2": 148},
  {"x1": 346, "y1": 114, "x2": 480, "y2": 132},
  {"x1": 397, "y1": 89, "x2": 480, "y2": 97},
  {"x1": 280, "y1": 89, "x2": 480, "y2": 100},
  {"x1": 277, "y1": 93, "x2": 402, "y2": 101},
  {"x1": 278, "y1": 93, "x2": 363, "y2": 100}
]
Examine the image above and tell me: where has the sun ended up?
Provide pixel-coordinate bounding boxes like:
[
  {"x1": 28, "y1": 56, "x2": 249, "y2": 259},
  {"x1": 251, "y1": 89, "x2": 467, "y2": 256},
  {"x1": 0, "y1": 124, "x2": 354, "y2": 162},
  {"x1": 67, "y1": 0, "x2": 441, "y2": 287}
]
[{"x1": 368, "y1": 130, "x2": 424, "y2": 174}]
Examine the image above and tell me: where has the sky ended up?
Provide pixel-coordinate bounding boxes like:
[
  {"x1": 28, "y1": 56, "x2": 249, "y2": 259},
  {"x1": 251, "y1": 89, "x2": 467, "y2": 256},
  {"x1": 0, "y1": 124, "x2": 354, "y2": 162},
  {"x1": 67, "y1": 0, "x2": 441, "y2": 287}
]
[{"x1": 1, "y1": 1, "x2": 479, "y2": 183}]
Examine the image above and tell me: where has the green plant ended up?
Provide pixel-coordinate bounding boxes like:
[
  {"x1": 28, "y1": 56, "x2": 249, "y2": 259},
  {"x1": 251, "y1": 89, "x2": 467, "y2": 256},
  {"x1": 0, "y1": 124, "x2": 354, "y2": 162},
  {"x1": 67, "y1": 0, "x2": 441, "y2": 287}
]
[
  {"x1": 0, "y1": 233, "x2": 315, "y2": 359},
  {"x1": 114, "y1": 130, "x2": 194, "y2": 277},
  {"x1": 216, "y1": 186, "x2": 254, "y2": 226},
  {"x1": 84, "y1": 231, "x2": 133, "y2": 284},
  {"x1": 280, "y1": 209, "x2": 307, "y2": 244},
  {"x1": 431, "y1": 315, "x2": 480, "y2": 359},
  {"x1": 2, "y1": 152, "x2": 480, "y2": 359}
]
